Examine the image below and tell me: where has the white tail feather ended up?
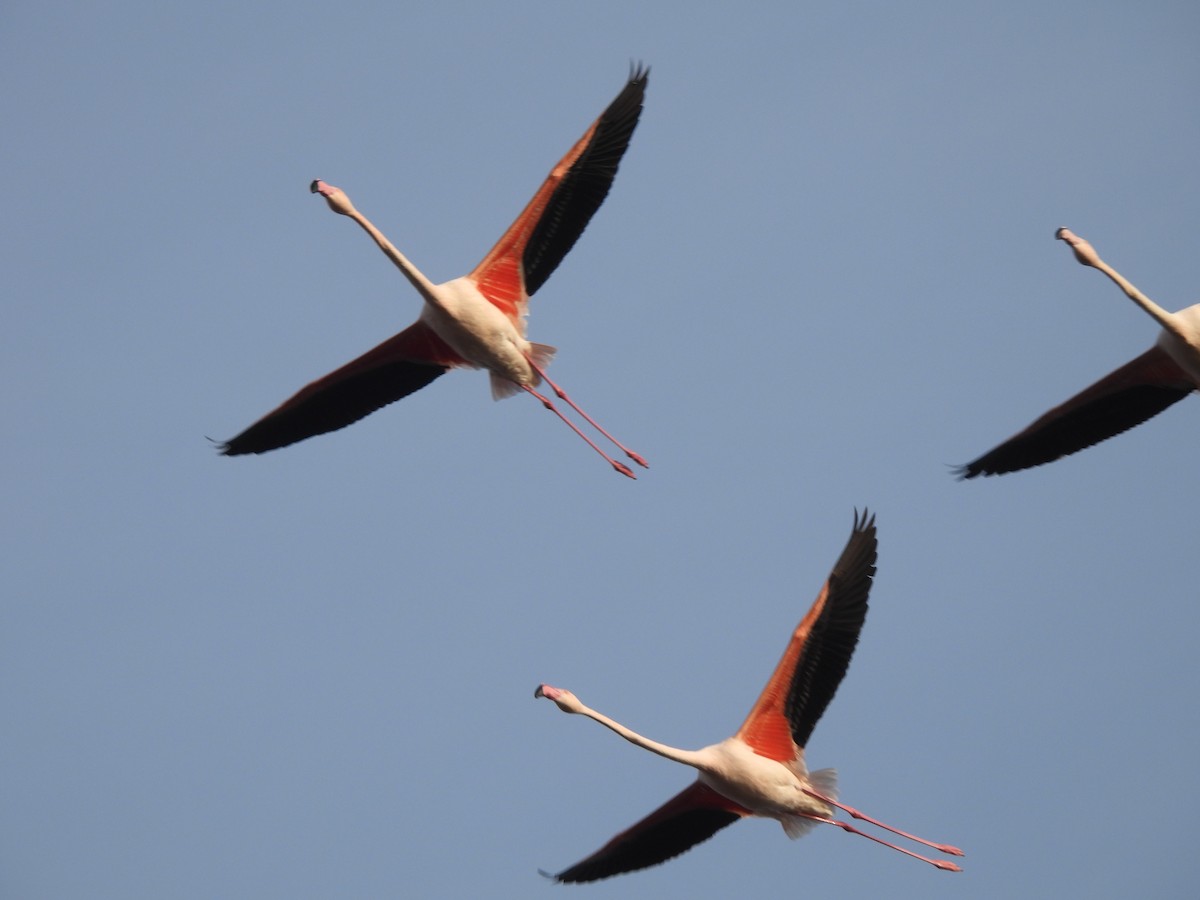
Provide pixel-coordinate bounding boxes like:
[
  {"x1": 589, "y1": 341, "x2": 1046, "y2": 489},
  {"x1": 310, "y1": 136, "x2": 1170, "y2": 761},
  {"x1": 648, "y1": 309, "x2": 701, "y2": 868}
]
[
  {"x1": 809, "y1": 767, "x2": 838, "y2": 802},
  {"x1": 490, "y1": 342, "x2": 559, "y2": 401},
  {"x1": 490, "y1": 373, "x2": 523, "y2": 400},
  {"x1": 527, "y1": 342, "x2": 557, "y2": 370},
  {"x1": 780, "y1": 768, "x2": 839, "y2": 840},
  {"x1": 781, "y1": 814, "x2": 822, "y2": 840}
]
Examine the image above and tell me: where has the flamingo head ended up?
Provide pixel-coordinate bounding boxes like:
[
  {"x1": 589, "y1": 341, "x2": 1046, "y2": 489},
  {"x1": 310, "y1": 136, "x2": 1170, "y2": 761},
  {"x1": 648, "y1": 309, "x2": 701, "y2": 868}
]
[
  {"x1": 310, "y1": 180, "x2": 357, "y2": 217},
  {"x1": 534, "y1": 683, "x2": 584, "y2": 714},
  {"x1": 1055, "y1": 227, "x2": 1101, "y2": 270}
]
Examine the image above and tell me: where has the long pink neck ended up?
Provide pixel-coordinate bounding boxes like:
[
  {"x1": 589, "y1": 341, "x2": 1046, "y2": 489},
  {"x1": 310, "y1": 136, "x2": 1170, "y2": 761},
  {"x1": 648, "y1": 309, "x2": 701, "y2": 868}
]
[
  {"x1": 345, "y1": 210, "x2": 442, "y2": 308},
  {"x1": 1092, "y1": 256, "x2": 1180, "y2": 333},
  {"x1": 577, "y1": 704, "x2": 707, "y2": 769},
  {"x1": 1064, "y1": 230, "x2": 1181, "y2": 335}
]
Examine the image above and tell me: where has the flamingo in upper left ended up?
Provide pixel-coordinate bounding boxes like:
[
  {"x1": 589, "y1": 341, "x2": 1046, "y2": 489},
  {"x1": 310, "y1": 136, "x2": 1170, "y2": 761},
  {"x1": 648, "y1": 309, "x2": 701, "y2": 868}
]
[{"x1": 219, "y1": 66, "x2": 649, "y2": 478}]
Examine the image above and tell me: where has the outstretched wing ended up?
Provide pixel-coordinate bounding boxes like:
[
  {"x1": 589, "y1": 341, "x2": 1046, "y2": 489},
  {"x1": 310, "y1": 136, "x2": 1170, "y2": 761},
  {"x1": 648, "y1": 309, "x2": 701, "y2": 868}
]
[
  {"x1": 736, "y1": 510, "x2": 878, "y2": 759},
  {"x1": 469, "y1": 64, "x2": 649, "y2": 321},
  {"x1": 547, "y1": 781, "x2": 747, "y2": 884},
  {"x1": 220, "y1": 322, "x2": 462, "y2": 455},
  {"x1": 957, "y1": 345, "x2": 1194, "y2": 478}
]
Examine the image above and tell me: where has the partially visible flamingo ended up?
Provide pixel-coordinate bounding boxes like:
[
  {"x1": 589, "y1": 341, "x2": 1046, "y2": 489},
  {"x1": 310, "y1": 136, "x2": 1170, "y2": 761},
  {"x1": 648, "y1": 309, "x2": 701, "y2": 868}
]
[
  {"x1": 220, "y1": 66, "x2": 649, "y2": 478},
  {"x1": 958, "y1": 227, "x2": 1200, "y2": 478},
  {"x1": 534, "y1": 511, "x2": 962, "y2": 882}
]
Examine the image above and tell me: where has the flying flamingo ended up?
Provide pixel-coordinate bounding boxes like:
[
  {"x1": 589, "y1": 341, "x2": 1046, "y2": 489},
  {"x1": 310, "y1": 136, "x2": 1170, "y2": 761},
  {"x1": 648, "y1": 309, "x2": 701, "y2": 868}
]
[
  {"x1": 957, "y1": 227, "x2": 1200, "y2": 478},
  {"x1": 534, "y1": 511, "x2": 963, "y2": 882},
  {"x1": 219, "y1": 66, "x2": 649, "y2": 478}
]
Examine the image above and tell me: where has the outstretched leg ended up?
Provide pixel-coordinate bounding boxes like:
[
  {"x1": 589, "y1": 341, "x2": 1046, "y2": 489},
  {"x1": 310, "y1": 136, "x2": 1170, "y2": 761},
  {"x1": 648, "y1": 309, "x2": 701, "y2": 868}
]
[
  {"x1": 525, "y1": 358, "x2": 649, "y2": 469},
  {"x1": 521, "y1": 385, "x2": 636, "y2": 479},
  {"x1": 797, "y1": 811, "x2": 962, "y2": 871},
  {"x1": 802, "y1": 787, "x2": 964, "y2": 857}
]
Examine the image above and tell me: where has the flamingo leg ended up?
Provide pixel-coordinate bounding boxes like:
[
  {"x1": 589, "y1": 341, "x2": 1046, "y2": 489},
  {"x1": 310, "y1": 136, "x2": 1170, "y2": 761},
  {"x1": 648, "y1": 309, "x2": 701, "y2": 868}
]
[
  {"x1": 799, "y1": 812, "x2": 962, "y2": 871},
  {"x1": 802, "y1": 788, "x2": 964, "y2": 857},
  {"x1": 525, "y1": 358, "x2": 649, "y2": 469},
  {"x1": 520, "y1": 385, "x2": 636, "y2": 479}
]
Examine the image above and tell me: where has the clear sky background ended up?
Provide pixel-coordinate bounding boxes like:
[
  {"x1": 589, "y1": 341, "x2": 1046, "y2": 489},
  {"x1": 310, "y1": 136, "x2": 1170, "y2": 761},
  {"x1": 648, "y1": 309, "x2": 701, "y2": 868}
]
[{"x1": 4, "y1": 2, "x2": 1198, "y2": 898}]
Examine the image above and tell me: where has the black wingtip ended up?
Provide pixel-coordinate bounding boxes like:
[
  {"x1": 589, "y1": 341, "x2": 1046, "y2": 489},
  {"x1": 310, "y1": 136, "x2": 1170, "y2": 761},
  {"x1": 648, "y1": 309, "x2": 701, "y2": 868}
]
[
  {"x1": 627, "y1": 60, "x2": 650, "y2": 85},
  {"x1": 852, "y1": 506, "x2": 876, "y2": 533},
  {"x1": 951, "y1": 462, "x2": 982, "y2": 480},
  {"x1": 309, "y1": 179, "x2": 321, "y2": 193},
  {"x1": 206, "y1": 435, "x2": 235, "y2": 457}
]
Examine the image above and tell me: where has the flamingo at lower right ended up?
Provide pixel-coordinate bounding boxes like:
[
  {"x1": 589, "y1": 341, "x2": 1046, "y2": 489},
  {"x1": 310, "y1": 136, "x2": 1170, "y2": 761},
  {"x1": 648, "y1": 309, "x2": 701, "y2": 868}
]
[
  {"x1": 534, "y1": 510, "x2": 962, "y2": 882},
  {"x1": 957, "y1": 227, "x2": 1200, "y2": 478}
]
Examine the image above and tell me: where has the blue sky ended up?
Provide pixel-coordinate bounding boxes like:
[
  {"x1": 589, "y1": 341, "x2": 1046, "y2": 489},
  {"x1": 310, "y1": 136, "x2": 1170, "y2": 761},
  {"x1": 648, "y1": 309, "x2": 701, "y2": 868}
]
[{"x1": 4, "y1": 1, "x2": 1199, "y2": 898}]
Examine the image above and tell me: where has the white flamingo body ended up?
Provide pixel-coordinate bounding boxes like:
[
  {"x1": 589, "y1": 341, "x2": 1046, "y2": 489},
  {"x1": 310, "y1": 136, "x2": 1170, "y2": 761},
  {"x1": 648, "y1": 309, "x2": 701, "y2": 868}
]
[
  {"x1": 693, "y1": 738, "x2": 834, "y2": 825},
  {"x1": 535, "y1": 512, "x2": 962, "y2": 882},
  {"x1": 415, "y1": 276, "x2": 548, "y2": 394}
]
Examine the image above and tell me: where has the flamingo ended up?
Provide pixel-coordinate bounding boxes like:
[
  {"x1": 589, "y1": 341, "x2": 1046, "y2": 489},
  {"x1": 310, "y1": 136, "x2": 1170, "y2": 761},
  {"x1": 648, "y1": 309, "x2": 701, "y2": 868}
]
[
  {"x1": 534, "y1": 511, "x2": 963, "y2": 882},
  {"x1": 219, "y1": 66, "x2": 649, "y2": 478},
  {"x1": 957, "y1": 227, "x2": 1200, "y2": 478}
]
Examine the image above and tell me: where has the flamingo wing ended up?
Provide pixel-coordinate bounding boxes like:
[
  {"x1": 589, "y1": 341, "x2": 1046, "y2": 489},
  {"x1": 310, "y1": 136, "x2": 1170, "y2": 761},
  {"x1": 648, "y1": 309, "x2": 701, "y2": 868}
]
[
  {"x1": 220, "y1": 322, "x2": 463, "y2": 455},
  {"x1": 736, "y1": 510, "x2": 878, "y2": 760},
  {"x1": 956, "y1": 345, "x2": 1194, "y2": 478},
  {"x1": 469, "y1": 65, "x2": 648, "y2": 321},
  {"x1": 547, "y1": 781, "x2": 747, "y2": 884}
]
